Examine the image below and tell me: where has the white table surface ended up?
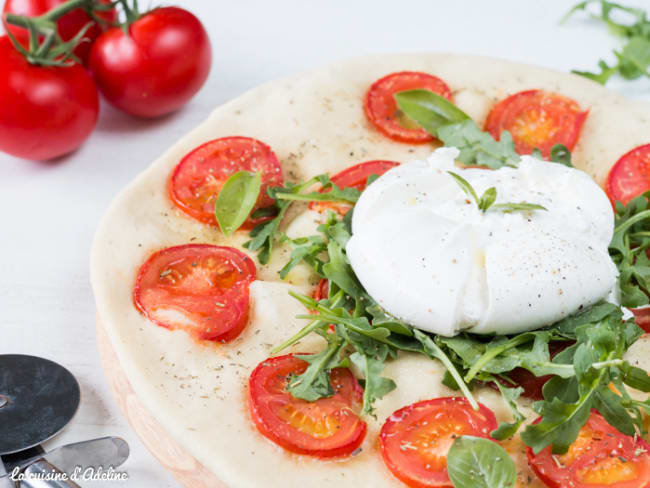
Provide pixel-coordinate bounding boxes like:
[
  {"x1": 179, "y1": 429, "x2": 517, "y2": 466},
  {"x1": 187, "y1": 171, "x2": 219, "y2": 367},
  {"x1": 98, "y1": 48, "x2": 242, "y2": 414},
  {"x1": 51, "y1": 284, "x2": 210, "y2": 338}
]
[{"x1": 2, "y1": 0, "x2": 650, "y2": 486}]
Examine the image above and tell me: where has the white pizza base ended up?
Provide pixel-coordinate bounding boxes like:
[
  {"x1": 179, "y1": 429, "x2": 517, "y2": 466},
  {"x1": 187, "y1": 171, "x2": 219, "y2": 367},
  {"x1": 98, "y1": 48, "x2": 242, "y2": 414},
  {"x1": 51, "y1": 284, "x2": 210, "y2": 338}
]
[{"x1": 91, "y1": 53, "x2": 650, "y2": 488}]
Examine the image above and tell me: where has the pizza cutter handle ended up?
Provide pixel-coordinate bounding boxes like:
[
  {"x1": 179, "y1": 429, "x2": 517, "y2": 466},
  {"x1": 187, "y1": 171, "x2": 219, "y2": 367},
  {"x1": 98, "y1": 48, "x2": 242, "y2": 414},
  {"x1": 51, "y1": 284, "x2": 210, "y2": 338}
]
[{"x1": 19, "y1": 460, "x2": 80, "y2": 488}]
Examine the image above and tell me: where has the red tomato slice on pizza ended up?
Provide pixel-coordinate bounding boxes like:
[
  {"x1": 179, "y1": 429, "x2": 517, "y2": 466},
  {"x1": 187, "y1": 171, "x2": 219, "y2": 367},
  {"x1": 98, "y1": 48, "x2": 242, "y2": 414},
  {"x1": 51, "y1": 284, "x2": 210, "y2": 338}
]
[
  {"x1": 630, "y1": 307, "x2": 650, "y2": 333},
  {"x1": 484, "y1": 89, "x2": 588, "y2": 158},
  {"x1": 248, "y1": 354, "x2": 366, "y2": 458},
  {"x1": 310, "y1": 160, "x2": 399, "y2": 214},
  {"x1": 606, "y1": 144, "x2": 650, "y2": 206},
  {"x1": 365, "y1": 71, "x2": 453, "y2": 143},
  {"x1": 169, "y1": 137, "x2": 283, "y2": 230},
  {"x1": 527, "y1": 410, "x2": 650, "y2": 488},
  {"x1": 133, "y1": 244, "x2": 256, "y2": 342},
  {"x1": 379, "y1": 397, "x2": 498, "y2": 487}
]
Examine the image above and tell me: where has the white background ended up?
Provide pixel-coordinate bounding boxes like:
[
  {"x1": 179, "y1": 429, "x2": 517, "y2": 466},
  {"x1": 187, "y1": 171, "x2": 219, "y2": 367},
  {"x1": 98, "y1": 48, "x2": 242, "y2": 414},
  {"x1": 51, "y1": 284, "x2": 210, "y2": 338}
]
[{"x1": 2, "y1": 0, "x2": 650, "y2": 486}]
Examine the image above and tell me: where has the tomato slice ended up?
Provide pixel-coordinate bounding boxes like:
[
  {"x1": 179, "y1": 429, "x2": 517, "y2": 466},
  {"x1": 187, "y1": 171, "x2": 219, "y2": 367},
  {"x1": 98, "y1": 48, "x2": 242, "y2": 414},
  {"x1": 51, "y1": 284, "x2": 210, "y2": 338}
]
[
  {"x1": 606, "y1": 144, "x2": 650, "y2": 206},
  {"x1": 313, "y1": 278, "x2": 329, "y2": 301},
  {"x1": 169, "y1": 137, "x2": 283, "y2": 230},
  {"x1": 248, "y1": 354, "x2": 366, "y2": 458},
  {"x1": 484, "y1": 90, "x2": 588, "y2": 158},
  {"x1": 379, "y1": 397, "x2": 498, "y2": 487},
  {"x1": 364, "y1": 71, "x2": 453, "y2": 143},
  {"x1": 133, "y1": 244, "x2": 256, "y2": 342},
  {"x1": 309, "y1": 160, "x2": 400, "y2": 214},
  {"x1": 630, "y1": 307, "x2": 650, "y2": 333},
  {"x1": 527, "y1": 410, "x2": 650, "y2": 488}
]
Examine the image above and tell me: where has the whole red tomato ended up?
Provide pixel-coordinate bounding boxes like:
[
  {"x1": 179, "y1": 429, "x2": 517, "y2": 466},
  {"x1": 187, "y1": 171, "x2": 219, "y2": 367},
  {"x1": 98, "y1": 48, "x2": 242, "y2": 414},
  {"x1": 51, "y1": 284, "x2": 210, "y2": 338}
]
[
  {"x1": 2, "y1": 0, "x2": 117, "y2": 65},
  {"x1": 89, "y1": 7, "x2": 211, "y2": 118},
  {"x1": 0, "y1": 36, "x2": 99, "y2": 160}
]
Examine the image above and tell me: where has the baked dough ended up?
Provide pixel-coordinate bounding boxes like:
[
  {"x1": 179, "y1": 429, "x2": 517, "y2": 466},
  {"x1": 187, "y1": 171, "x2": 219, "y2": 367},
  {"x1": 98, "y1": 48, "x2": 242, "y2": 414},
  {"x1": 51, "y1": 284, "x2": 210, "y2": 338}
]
[{"x1": 91, "y1": 53, "x2": 650, "y2": 488}]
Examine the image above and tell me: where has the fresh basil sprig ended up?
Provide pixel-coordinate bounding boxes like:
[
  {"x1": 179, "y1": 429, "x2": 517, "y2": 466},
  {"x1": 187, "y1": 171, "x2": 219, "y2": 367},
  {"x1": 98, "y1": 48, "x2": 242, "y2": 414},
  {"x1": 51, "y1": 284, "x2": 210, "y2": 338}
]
[
  {"x1": 447, "y1": 171, "x2": 547, "y2": 214},
  {"x1": 215, "y1": 171, "x2": 261, "y2": 236},
  {"x1": 447, "y1": 436, "x2": 516, "y2": 488},
  {"x1": 563, "y1": 1, "x2": 650, "y2": 85}
]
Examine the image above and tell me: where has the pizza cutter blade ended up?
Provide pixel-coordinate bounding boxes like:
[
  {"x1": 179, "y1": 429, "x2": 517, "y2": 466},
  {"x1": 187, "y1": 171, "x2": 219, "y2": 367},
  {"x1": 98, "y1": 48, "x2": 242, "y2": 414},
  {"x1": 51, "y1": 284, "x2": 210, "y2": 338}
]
[
  {"x1": 0, "y1": 355, "x2": 129, "y2": 487},
  {"x1": 0, "y1": 355, "x2": 81, "y2": 457}
]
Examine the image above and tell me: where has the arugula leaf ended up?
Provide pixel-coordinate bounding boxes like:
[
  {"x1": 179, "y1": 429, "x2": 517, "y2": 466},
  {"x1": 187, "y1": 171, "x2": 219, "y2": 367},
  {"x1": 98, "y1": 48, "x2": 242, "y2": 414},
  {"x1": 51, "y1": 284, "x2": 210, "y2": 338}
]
[
  {"x1": 564, "y1": 1, "x2": 650, "y2": 84},
  {"x1": 490, "y1": 382, "x2": 526, "y2": 440},
  {"x1": 414, "y1": 330, "x2": 478, "y2": 410},
  {"x1": 609, "y1": 192, "x2": 650, "y2": 306},
  {"x1": 447, "y1": 436, "x2": 516, "y2": 488},
  {"x1": 244, "y1": 204, "x2": 288, "y2": 264},
  {"x1": 322, "y1": 241, "x2": 365, "y2": 300},
  {"x1": 593, "y1": 386, "x2": 637, "y2": 436},
  {"x1": 275, "y1": 174, "x2": 361, "y2": 204},
  {"x1": 522, "y1": 393, "x2": 593, "y2": 454},
  {"x1": 278, "y1": 234, "x2": 327, "y2": 279},
  {"x1": 244, "y1": 176, "x2": 361, "y2": 265},
  {"x1": 523, "y1": 312, "x2": 644, "y2": 453},
  {"x1": 215, "y1": 171, "x2": 262, "y2": 236},
  {"x1": 438, "y1": 121, "x2": 521, "y2": 169},
  {"x1": 349, "y1": 352, "x2": 396, "y2": 416},
  {"x1": 553, "y1": 301, "x2": 620, "y2": 335},
  {"x1": 288, "y1": 336, "x2": 344, "y2": 402}
]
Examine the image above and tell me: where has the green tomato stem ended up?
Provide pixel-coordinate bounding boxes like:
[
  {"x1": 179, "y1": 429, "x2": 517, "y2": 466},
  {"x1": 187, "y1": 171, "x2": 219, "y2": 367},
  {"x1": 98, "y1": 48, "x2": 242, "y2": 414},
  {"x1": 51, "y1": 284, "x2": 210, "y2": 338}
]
[{"x1": 42, "y1": 0, "x2": 95, "y2": 21}]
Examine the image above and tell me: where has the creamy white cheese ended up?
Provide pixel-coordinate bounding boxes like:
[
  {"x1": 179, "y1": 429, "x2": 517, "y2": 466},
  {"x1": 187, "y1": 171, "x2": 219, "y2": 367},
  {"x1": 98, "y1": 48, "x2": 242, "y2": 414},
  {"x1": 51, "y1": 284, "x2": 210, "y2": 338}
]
[{"x1": 346, "y1": 148, "x2": 618, "y2": 336}]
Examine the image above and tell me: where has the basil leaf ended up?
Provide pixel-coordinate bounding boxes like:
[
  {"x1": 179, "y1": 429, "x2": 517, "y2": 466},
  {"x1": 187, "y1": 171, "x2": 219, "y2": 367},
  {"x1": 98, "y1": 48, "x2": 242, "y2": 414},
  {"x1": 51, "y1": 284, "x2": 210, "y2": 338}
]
[
  {"x1": 447, "y1": 171, "x2": 479, "y2": 205},
  {"x1": 447, "y1": 436, "x2": 516, "y2": 488},
  {"x1": 489, "y1": 203, "x2": 547, "y2": 214},
  {"x1": 394, "y1": 89, "x2": 470, "y2": 134},
  {"x1": 478, "y1": 187, "x2": 497, "y2": 212},
  {"x1": 215, "y1": 171, "x2": 261, "y2": 236}
]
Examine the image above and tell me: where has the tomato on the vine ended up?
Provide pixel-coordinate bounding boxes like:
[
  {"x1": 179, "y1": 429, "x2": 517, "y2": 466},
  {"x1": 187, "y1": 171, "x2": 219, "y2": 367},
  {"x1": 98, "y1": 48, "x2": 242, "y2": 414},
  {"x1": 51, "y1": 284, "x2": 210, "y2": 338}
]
[
  {"x1": 0, "y1": 35, "x2": 99, "y2": 160},
  {"x1": 2, "y1": 0, "x2": 117, "y2": 64},
  {"x1": 89, "y1": 6, "x2": 212, "y2": 118}
]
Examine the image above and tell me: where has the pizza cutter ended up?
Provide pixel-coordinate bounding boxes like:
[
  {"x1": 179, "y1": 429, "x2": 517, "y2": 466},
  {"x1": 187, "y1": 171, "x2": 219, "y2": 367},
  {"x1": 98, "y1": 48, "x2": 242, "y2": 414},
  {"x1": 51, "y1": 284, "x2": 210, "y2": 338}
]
[{"x1": 0, "y1": 355, "x2": 129, "y2": 487}]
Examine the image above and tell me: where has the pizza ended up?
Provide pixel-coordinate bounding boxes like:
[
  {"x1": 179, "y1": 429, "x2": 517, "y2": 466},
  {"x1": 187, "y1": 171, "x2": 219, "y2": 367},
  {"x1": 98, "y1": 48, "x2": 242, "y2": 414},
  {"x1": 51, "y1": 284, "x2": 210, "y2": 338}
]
[{"x1": 91, "y1": 53, "x2": 650, "y2": 488}]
